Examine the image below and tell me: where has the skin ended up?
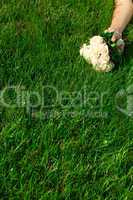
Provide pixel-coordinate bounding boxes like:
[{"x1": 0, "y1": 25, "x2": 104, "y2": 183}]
[{"x1": 108, "y1": 0, "x2": 133, "y2": 42}]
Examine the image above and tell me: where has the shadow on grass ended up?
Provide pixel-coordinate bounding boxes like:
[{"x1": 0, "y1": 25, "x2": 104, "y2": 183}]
[
  {"x1": 113, "y1": 41, "x2": 133, "y2": 72},
  {"x1": 124, "y1": 41, "x2": 133, "y2": 60}
]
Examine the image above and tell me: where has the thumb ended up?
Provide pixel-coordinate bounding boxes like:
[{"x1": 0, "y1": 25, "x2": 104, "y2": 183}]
[
  {"x1": 111, "y1": 34, "x2": 117, "y2": 42},
  {"x1": 111, "y1": 32, "x2": 122, "y2": 42}
]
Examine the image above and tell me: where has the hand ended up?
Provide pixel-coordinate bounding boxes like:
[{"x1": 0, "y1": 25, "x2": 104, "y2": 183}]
[{"x1": 106, "y1": 28, "x2": 125, "y2": 52}]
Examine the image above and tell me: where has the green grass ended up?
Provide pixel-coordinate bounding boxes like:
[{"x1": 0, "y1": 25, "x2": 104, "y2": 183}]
[{"x1": 0, "y1": 0, "x2": 133, "y2": 199}]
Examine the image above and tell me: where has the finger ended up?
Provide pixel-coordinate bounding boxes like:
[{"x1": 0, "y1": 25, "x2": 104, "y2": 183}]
[
  {"x1": 111, "y1": 35, "x2": 117, "y2": 42},
  {"x1": 111, "y1": 32, "x2": 122, "y2": 42}
]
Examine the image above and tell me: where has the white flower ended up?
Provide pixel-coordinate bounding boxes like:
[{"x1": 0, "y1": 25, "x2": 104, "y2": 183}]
[
  {"x1": 90, "y1": 36, "x2": 104, "y2": 45},
  {"x1": 80, "y1": 44, "x2": 90, "y2": 61},
  {"x1": 80, "y1": 35, "x2": 114, "y2": 72}
]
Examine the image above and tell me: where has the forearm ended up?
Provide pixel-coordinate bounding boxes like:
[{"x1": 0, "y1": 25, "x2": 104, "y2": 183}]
[{"x1": 110, "y1": 0, "x2": 133, "y2": 33}]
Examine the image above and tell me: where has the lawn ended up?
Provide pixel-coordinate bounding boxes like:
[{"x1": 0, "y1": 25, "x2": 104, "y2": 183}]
[{"x1": 0, "y1": 0, "x2": 133, "y2": 199}]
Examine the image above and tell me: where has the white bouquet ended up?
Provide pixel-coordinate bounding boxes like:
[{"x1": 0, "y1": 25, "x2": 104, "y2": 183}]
[{"x1": 80, "y1": 32, "x2": 125, "y2": 72}]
